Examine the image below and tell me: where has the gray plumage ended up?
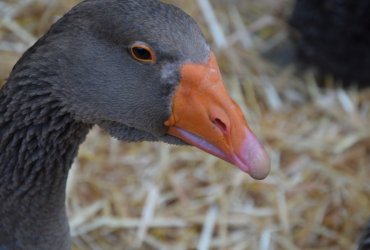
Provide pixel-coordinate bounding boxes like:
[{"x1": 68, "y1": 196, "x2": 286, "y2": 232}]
[
  {"x1": 358, "y1": 220, "x2": 370, "y2": 250},
  {"x1": 0, "y1": 0, "x2": 209, "y2": 249}
]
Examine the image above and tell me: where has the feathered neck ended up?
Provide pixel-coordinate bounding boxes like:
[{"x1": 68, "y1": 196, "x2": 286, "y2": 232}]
[{"x1": 0, "y1": 71, "x2": 90, "y2": 249}]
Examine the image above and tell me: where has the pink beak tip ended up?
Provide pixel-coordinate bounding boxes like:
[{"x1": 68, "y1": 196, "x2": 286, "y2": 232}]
[{"x1": 236, "y1": 130, "x2": 271, "y2": 180}]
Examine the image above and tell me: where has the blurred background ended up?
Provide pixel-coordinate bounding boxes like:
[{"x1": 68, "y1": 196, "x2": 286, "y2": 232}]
[{"x1": 0, "y1": 0, "x2": 369, "y2": 249}]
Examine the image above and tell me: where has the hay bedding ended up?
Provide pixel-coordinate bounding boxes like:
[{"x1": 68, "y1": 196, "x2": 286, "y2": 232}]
[{"x1": 0, "y1": 0, "x2": 369, "y2": 249}]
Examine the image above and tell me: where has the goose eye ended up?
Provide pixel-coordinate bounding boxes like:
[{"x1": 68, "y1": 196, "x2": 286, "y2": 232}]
[{"x1": 130, "y1": 43, "x2": 155, "y2": 63}]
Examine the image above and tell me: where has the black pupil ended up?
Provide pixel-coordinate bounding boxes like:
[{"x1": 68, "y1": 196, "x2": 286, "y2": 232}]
[{"x1": 133, "y1": 47, "x2": 152, "y2": 60}]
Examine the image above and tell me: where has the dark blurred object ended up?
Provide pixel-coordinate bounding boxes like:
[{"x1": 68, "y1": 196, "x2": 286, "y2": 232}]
[
  {"x1": 289, "y1": 0, "x2": 370, "y2": 87},
  {"x1": 358, "y1": 220, "x2": 370, "y2": 250}
]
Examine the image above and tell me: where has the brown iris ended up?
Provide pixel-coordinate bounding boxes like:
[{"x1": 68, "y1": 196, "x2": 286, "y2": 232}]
[{"x1": 130, "y1": 42, "x2": 155, "y2": 63}]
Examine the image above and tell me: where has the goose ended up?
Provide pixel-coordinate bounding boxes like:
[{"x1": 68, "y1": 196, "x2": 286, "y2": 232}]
[
  {"x1": 358, "y1": 221, "x2": 370, "y2": 250},
  {"x1": 0, "y1": 0, "x2": 270, "y2": 249},
  {"x1": 290, "y1": 0, "x2": 370, "y2": 87}
]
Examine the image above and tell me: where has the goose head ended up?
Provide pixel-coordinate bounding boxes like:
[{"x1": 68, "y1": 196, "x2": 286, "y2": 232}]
[{"x1": 18, "y1": 0, "x2": 270, "y2": 179}]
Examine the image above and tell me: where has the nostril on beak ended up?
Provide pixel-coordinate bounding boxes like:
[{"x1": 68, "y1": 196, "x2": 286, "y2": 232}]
[{"x1": 213, "y1": 118, "x2": 228, "y2": 134}]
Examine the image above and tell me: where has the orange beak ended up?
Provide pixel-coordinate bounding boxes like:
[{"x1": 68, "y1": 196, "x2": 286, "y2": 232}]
[{"x1": 165, "y1": 53, "x2": 270, "y2": 180}]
